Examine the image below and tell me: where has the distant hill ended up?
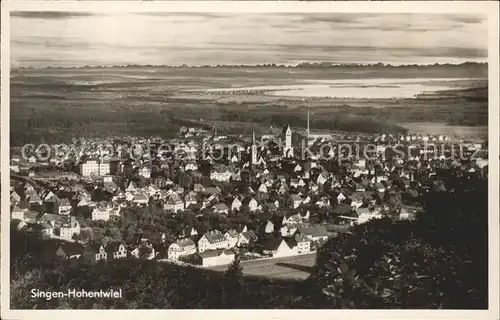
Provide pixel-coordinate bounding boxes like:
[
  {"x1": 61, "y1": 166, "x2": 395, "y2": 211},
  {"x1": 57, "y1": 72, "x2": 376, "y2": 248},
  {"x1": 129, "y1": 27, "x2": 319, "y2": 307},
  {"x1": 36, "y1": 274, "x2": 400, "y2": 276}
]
[{"x1": 16, "y1": 61, "x2": 488, "y2": 72}]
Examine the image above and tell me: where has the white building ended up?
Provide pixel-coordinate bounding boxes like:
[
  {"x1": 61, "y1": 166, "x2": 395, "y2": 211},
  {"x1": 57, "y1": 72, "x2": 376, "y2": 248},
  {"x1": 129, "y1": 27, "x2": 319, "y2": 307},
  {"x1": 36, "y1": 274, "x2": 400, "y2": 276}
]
[
  {"x1": 356, "y1": 207, "x2": 383, "y2": 224},
  {"x1": 107, "y1": 242, "x2": 128, "y2": 260},
  {"x1": 91, "y1": 206, "x2": 111, "y2": 221},
  {"x1": 80, "y1": 159, "x2": 110, "y2": 176},
  {"x1": 197, "y1": 230, "x2": 228, "y2": 253},
  {"x1": 59, "y1": 217, "x2": 80, "y2": 240},
  {"x1": 139, "y1": 166, "x2": 151, "y2": 179},
  {"x1": 80, "y1": 160, "x2": 99, "y2": 176},
  {"x1": 224, "y1": 230, "x2": 239, "y2": 248},
  {"x1": 264, "y1": 221, "x2": 275, "y2": 233},
  {"x1": 231, "y1": 198, "x2": 242, "y2": 211},
  {"x1": 194, "y1": 250, "x2": 235, "y2": 267},
  {"x1": 263, "y1": 239, "x2": 296, "y2": 258},
  {"x1": 295, "y1": 234, "x2": 311, "y2": 253},
  {"x1": 57, "y1": 199, "x2": 72, "y2": 215},
  {"x1": 99, "y1": 160, "x2": 111, "y2": 176},
  {"x1": 164, "y1": 195, "x2": 184, "y2": 213},
  {"x1": 168, "y1": 238, "x2": 197, "y2": 260}
]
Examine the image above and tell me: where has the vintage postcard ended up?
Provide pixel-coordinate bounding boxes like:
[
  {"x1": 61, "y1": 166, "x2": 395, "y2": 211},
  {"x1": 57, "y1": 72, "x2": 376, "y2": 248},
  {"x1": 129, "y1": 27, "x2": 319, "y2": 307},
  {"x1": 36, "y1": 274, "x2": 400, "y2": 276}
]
[{"x1": 1, "y1": 1, "x2": 499, "y2": 319}]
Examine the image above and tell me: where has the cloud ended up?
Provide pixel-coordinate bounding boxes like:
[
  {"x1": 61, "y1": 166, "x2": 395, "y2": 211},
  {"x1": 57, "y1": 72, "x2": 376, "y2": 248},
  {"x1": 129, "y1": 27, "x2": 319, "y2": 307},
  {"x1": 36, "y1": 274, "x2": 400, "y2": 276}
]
[
  {"x1": 10, "y1": 12, "x2": 488, "y2": 68},
  {"x1": 445, "y1": 14, "x2": 485, "y2": 24},
  {"x1": 137, "y1": 12, "x2": 228, "y2": 19},
  {"x1": 10, "y1": 11, "x2": 95, "y2": 19}
]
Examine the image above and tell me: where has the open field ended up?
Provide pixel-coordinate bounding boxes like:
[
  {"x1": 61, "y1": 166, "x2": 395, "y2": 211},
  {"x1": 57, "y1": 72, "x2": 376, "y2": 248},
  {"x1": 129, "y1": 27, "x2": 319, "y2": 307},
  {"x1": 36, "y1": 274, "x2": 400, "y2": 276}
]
[
  {"x1": 401, "y1": 122, "x2": 488, "y2": 138},
  {"x1": 208, "y1": 252, "x2": 316, "y2": 280},
  {"x1": 10, "y1": 65, "x2": 488, "y2": 145}
]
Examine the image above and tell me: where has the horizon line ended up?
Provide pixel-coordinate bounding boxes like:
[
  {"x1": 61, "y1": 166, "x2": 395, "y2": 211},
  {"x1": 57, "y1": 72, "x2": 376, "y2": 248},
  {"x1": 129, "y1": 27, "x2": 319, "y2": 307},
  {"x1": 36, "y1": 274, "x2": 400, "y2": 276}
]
[{"x1": 11, "y1": 61, "x2": 488, "y2": 70}]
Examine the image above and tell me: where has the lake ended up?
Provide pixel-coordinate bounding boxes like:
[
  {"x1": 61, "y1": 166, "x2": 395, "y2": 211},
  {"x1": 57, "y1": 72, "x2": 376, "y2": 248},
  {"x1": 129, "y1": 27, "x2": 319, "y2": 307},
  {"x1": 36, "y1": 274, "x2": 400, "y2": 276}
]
[{"x1": 193, "y1": 78, "x2": 485, "y2": 99}]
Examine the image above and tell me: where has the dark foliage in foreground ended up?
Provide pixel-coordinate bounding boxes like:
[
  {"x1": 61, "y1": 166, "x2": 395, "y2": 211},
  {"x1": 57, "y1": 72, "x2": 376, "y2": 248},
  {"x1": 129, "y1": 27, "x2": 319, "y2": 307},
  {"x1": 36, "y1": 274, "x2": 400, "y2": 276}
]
[
  {"x1": 11, "y1": 177, "x2": 487, "y2": 309},
  {"x1": 311, "y1": 177, "x2": 488, "y2": 309},
  {"x1": 11, "y1": 257, "x2": 308, "y2": 309}
]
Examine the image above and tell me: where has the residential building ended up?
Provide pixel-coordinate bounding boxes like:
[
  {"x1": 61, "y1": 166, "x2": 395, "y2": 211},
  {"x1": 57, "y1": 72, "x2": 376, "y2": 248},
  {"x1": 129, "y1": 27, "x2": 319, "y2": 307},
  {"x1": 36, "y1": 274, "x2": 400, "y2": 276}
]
[
  {"x1": 55, "y1": 242, "x2": 85, "y2": 260},
  {"x1": 193, "y1": 249, "x2": 235, "y2": 267},
  {"x1": 294, "y1": 234, "x2": 311, "y2": 253},
  {"x1": 259, "y1": 237, "x2": 295, "y2": 257},
  {"x1": 164, "y1": 195, "x2": 184, "y2": 213},
  {"x1": 231, "y1": 197, "x2": 242, "y2": 211},
  {"x1": 139, "y1": 166, "x2": 152, "y2": 179},
  {"x1": 59, "y1": 217, "x2": 80, "y2": 241},
  {"x1": 197, "y1": 230, "x2": 228, "y2": 253},
  {"x1": 57, "y1": 198, "x2": 72, "y2": 215},
  {"x1": 80, "y1": 159, "x2": 109, "y2": 176},
  {"x1": 298, "y1": 226, "x2": 329, "y2": 243},
  {"x1": 237, "y1": 230, "x2": 257, "y2": 247},
  {"x1": 356, "y1": 207, "x2": 383, "y2": 224},
  {"x1": 92, "y1": 206, "x2": 110, "y2": 221},
  {"x1": 168, "y1": 238, "x2": 197, "y2": 260},
  {"x1": 224, "y1": 229, "x2": 239, "y2": 248},
  {"x1": 106, "y1": 242, "x2": 128, "y2": 260},
  {"x1": 84, "y1": 244, "x2": 107, "y2": 263},
  {"x1": 264, "y1": 220, "x2": 275, "y2": 234}
]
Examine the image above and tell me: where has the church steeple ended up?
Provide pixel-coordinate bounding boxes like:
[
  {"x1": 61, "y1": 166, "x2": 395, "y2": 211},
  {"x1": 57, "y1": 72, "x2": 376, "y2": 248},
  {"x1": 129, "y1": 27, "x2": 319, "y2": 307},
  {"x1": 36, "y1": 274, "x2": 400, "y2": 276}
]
[
  {"x1": 251, "y1": 129, "x2": 258, "y2": 165},
  {"x1": 282, "y1": 125, "x2": 293, "y2": 158}
]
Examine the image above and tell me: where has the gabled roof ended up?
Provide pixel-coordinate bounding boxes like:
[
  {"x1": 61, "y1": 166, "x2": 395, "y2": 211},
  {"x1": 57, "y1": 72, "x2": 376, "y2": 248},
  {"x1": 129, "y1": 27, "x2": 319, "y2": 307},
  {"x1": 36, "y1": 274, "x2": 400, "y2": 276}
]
[
  {"x1": 59, "y1": 242, "x2": 85, "y2": 256},
  {"x1": 258, "y1": 236, "x2": 288, "y2": 251},
  {"x1": 175, "y1": 238, "x2": 196, "y2": 248},
  {"x1": 202, "y1": 230, "x2": 226, "y2": 244},
  {"x1": 205, "y1": 187, "x2": 221, "y2": 195},
  {"x1": 298, "y1": 226, "x2": 329, "y2": 238},
  {"x1": 166, "y1": 195, "x2": 182, "y2": 204},
  {"x1": 11, "y1": 205, "x2": 24, "y2": 213},
  {"x1": 225, "y1": 229, "x2": 239, "y2": 238},
  {"x1": 197, "y1": 249, "x2": 235, "y2": 259},
  {"x1": 106, "y1": 241, "x2": 125, "y2": 252},
  {"x1": 241, "y1": 230, "x2": 257, "y2": 240},
  {"x1": 39, "y1": 213, "x2": 65, "y2": 223},
  {"x1": 59, "y1": 198, "x2": 71, "y2": 207},
  {"x1": 214, "y1": 202, "x2": 229, "y2": 211}
]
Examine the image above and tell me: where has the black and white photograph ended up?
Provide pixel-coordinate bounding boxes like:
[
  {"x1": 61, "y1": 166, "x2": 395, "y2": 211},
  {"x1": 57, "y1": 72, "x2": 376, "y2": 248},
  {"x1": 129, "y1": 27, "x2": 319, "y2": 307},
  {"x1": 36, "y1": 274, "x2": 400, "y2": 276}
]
[{"x1": 1, "y1": 1, "x2": 499, "y2": 318}]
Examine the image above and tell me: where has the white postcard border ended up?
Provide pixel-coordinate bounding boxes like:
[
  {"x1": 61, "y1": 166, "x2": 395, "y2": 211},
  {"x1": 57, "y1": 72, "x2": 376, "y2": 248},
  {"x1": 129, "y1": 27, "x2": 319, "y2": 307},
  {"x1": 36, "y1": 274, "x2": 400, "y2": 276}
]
[{"x1": 1, "y1": 1, "x2": 498, "y2": 319}]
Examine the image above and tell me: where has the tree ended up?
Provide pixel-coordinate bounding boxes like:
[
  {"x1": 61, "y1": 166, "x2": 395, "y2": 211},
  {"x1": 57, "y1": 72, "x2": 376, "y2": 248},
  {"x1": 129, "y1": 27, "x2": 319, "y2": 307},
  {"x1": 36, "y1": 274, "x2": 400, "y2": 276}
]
[
  {"x1": 138, "y1": 246, "x2": 153, "y2": 260},
  {"x1": 313, "y1": 176, "x2": 487, "y2": 309},
  {"x1": 224, "y1": 253, "x2": 243, "y2": 279},
  {"x1": 221, "y1": 252, "x2": 244, "y2": 307}
]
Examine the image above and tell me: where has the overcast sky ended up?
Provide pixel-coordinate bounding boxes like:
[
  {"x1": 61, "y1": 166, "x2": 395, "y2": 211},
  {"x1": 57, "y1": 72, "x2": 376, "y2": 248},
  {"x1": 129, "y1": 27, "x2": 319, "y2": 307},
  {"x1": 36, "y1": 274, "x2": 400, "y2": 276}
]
[{"x1": 11, "y1": 12, "x2": 488, "y2": 68}]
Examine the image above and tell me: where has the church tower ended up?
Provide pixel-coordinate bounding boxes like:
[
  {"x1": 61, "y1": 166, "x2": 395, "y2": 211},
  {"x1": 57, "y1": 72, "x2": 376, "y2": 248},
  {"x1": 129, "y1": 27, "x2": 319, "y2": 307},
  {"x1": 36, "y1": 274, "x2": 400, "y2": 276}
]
[
  {"x1": 282, "y1": 125, "x2": 293, "y2": 158},
  {"x1": 251, "y1": 130, "x2": 258, "y2": 165}
]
